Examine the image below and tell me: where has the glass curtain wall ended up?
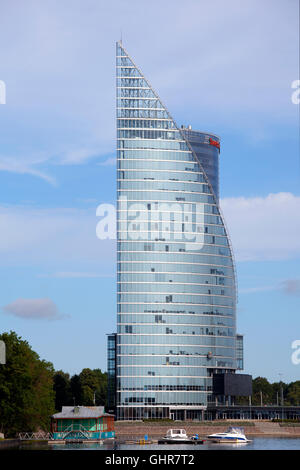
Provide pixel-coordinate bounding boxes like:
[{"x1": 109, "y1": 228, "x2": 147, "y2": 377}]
[{"x1": 116, "y1": 42, "x2": 237, "y2": 420}]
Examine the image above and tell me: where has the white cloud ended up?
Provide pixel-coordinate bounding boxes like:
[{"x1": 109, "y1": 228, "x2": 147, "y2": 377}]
[
  {"x1": 0, "y1": 155, "x2": 56, "y2": 185},
  {"x1": 0, "y1": 0, "x2": 297, "y2": 172},
  {"x1": 0, "y1": 0, "x2": 297, "y2": 189},
  {"x1": 0, "y1": 193, "x2": 299, "y2": 271},
  {"x1": 76, "y1": 198, "x2": 98, "y2": 204},
  {"x1": 237, "y1": 279, "x2": 300, "y2": 297},
  {"x1": 98, "y1": 157, "x2": 116, "y2": 166},
  {"x1": 58, "y1": 147, "x2": 102, "y2": 165},
  {"x1": 0, "y1": 205, "x2": 116, "y2": 270},
  {"x1": 39, "y1": 271, "x2": 115, "y2": 279},
  {"x1": 221, "y1": 192, "x2": 300, "y2": 262},
  {"x1": 2, "y1": 298, "x2": 66, "y2": 320},
  {"x1": 0, "y1": 143, "x2": 112, "y2": 184},
  {"x1": 239, "y1": 285, "x2": 276, "y2": 294}
]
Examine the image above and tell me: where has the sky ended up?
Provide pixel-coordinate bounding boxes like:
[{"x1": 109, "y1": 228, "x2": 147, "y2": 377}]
[{"x1": 0, "y1": 0, "x2": 299, "y2": 383}]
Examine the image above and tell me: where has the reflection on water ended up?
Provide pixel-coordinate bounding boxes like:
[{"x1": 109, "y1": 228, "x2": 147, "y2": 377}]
[
  {"x1": 17, "y1": 437, "x2": 300, "y2": 451},
  {"x1": 116, "y1": 438, "x2": 300, "y2": 450}
]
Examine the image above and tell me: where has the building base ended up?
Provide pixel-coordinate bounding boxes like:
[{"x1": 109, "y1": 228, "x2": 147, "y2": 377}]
[{"x1": 117, "y1": 406, "x2": 206, "y2": 421}]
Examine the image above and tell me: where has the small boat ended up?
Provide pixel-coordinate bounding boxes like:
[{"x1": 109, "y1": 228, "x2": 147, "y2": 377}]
[
  {"x1": 161, "y1": 428, "x2": 190, "y2": 442},
  {"x1": 206, "y1": 426, "x2": 250, "y2": 443},
  {"x1": 158, "y1": 429, "x2": 204, "y2": 445}
]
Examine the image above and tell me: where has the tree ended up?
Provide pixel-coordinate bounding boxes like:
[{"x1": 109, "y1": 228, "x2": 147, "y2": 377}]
[
  {"x1": 76, "y1": 368, "x2": 107, "y2": 407},
  {"x1": 93, "y1": 369, "x2": 108, "y2": 407},
  {"x1": 0, "y1": 331, "x2": 55, "y2": 437},
  {"x1": 79, "y1": 368, "x2": 98, "y2": 405},
  {"x1": 286, "y1": 381, "x2": 300, "y2": 406},
  {"x1": 252, "y1": 377, "x2": 273, "y2": 405},
  {"x1": 53, "y1": 371, "x2": 72, "y2": 411},
  {"x1": 70, "y1": 374, "x2": 82, "y2": 406}
]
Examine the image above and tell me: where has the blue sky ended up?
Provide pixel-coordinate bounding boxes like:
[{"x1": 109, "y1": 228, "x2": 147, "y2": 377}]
[{"x1": 0, "y1": 0, "x2": 299, "y2": 383}]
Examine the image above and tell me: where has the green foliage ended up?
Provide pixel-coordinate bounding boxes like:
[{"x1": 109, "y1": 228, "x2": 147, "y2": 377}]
[
  {"x1": 54, "y1": 368, "x2": 108, "y2": 411},
  {"x1": 53, "y1": 371, "x2": 73, "y2": 411},
  {"x1": 70, "y1": 374, "x2": 83, "y2": 407},
  {"x1": 78, "y1": 368, "x2": 107, "y2": 407},
  {"x1": 235, "y1": 377, "x2": 300, "y2": 406},
  {"x1": 0, "y1": 332, "x2": 108, "y2": 437},
  {"x1": 0, "y1": 331, "x2": 55, "y2": 437},
  {"x1": 272, "y1": 419, "x2": 300, "y2": 425},
  {"x1": 252, "y1": 376, "x2": 274, "y2": 404},
  {"x1": 286, "y1": 381, "x2": 300, "y2": 406},
  {"x1": 93, "y1": 369, "x2": 108, "y2": 406},
  {"x1": 80, "y1": 368, "x2": 99, "y2": 405},
  {"x1": 2, "y1": 329, "x2": 300, "y2": 437}
]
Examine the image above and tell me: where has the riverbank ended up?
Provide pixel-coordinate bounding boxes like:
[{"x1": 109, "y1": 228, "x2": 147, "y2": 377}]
[
  {"x1": 0, "y1": 439, "x2": 20, "y2": 449},
  {"x1": 1, "y1": 421, "x2": 299, "y2": 450},
  {"x1": 115, "y1": 420, "x2": 300, "y2": 439}
]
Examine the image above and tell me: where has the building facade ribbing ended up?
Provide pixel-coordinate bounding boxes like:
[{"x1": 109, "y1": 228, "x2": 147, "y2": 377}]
[{"x1": 115, "y1": 42, "x2": 238, "y2": 420}]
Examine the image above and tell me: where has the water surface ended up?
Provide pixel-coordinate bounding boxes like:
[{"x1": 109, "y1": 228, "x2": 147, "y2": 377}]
[{"x1": 17, "y1": 437, "x2": 300, "y2": 451}]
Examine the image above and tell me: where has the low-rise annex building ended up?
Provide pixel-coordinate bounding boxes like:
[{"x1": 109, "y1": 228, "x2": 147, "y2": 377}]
[{"x1": 50, "y1": 406, "x2": 115, "y2": 441}]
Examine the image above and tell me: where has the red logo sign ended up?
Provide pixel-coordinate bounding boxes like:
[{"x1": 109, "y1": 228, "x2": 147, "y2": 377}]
[{"x1": 209, "y1": 138, "x2": 220, "y2": 150}]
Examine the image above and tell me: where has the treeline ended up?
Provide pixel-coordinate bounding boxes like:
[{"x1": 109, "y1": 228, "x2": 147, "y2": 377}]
[
  {"x1": 0, "y1": 331, "x2": 107, "y2": 437},
  {"x1": 53, "y1": 368, "x2": 107, "y2": 412},
  {"x1": 0, "y1": 331, "x2": 54, "y2": 437},
  {"x1": 1, "y1": 331, "x2": 300, "y2": 437},
  {"x1": 236, "y1": 377, "x2": 300, "y2": 406}
]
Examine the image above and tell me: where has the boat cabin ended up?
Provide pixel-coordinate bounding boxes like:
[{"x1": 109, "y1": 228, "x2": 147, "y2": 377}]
[{"x1": 165, "y1": 429, "x2": 188, "y2": 439}]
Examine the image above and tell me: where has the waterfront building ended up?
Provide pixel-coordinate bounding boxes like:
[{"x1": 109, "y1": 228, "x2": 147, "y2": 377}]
[
  {"x1": 51, "y1": 406, "x2": 115, "y2": 441},
  {"x1": 109, "y1": 41, "x2": 251, "y2": 420}
]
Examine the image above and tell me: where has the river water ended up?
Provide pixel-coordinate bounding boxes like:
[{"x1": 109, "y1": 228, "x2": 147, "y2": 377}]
[{"x1": 16, "y1": 437, "x2": 300, "y2": 451}]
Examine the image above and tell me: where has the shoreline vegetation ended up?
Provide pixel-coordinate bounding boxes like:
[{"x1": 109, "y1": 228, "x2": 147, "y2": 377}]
[
  {"x1": 0, "y1": 331, "x2": 107, "y2": 438},
  {"x1": 1, "y1": 331, "x2": 300, "y2": 439}
]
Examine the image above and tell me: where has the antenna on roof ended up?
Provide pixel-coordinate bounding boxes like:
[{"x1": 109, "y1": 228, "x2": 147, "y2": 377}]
[{"x1": 120, "y1": 29, "x2": 122, "y2": 44}]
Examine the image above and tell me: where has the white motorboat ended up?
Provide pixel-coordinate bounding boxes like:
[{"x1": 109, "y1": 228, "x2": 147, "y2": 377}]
[
  {"x1": 158, "y1": 428, "x2": 190, "y2": 444},
  {"x1": 158, "y1": 428, "x2": 205, "y2": 445},
  {"x1": 206, "y1": 426, "x2": 250, "y2": 443},
  {"x1": 164, "y1": 429, "x2": 189, "y2": 441}
]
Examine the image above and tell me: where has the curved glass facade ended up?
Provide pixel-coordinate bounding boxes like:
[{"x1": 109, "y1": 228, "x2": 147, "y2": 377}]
[
  {"x1": 116, "y1": 42, "x2": 237, "y2": 420},
  {"x1": 181, "y1": 127, "x2": 220, "y2": 202}
]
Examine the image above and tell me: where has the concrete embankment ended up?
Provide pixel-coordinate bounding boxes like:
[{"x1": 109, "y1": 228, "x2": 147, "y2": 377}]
[{"x1": 115, "y1": 421, "x2": 300, "y2": 440}]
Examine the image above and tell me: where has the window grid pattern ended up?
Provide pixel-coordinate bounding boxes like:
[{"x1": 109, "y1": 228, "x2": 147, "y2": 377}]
[{"x1": 116, "y1": 42, "x2": 237, "y2": 418}]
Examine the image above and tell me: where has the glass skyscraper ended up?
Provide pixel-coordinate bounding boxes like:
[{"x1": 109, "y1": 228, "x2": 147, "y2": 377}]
[{"x1": 115, "y1": 41, "x2": 240, "y2": 420}]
